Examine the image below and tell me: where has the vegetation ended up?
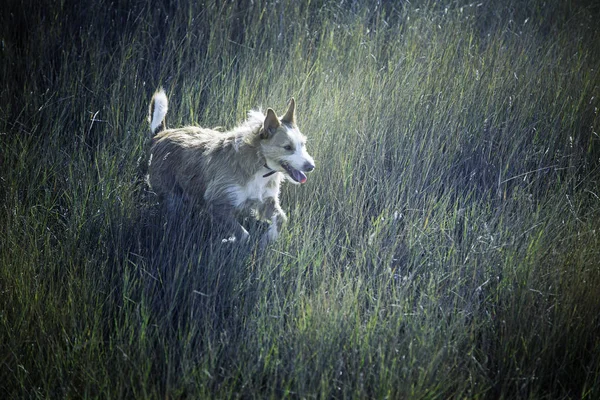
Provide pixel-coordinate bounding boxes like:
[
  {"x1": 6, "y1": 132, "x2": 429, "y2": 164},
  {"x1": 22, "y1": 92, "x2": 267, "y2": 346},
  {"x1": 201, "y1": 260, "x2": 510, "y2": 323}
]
[{"x1": 2, "y1": 0, "x2": 599, "y2": 398}]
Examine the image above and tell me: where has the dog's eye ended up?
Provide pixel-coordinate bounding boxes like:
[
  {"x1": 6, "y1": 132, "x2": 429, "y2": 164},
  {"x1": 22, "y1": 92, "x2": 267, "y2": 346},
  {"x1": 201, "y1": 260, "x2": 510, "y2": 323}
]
[{"x1": 284, "y1": 145, "x2": 293, "y2": 151}]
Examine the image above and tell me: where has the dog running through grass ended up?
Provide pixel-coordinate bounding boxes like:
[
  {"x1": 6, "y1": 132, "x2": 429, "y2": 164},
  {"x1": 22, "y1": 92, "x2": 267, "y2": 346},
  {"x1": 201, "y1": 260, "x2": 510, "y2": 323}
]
[{"x1": 146, "y1": 89, "x2": 315, "y2": 246}]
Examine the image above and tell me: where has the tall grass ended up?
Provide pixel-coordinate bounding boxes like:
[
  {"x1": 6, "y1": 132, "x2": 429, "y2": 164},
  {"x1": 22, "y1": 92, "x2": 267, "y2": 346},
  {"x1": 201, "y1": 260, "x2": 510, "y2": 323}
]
[{"x1": 1, "y1": 0, "x2": 599, "y2": 398}]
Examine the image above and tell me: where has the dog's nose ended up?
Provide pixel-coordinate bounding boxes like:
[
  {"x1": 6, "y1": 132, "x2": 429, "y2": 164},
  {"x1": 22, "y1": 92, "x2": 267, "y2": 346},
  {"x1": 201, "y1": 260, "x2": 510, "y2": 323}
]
[{"x1": 303, "y1": 162, "x2": 315, "y2": 172}]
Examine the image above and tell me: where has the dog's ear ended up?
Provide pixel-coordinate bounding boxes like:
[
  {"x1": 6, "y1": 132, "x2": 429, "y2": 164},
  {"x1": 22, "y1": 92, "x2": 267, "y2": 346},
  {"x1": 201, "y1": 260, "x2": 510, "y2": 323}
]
[
  {"x1": 281, "y1": 97, "x2": 295, "y2": 125},
  {"x1": 262, "y1": 108, "x2": 280, "y2": 139}
]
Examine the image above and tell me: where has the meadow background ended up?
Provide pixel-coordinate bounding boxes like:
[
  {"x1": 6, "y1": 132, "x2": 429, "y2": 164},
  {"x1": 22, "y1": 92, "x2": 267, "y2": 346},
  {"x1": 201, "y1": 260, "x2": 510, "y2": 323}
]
[{"x1": 2, "y1": 0, "x2": 600, "y2": 398}]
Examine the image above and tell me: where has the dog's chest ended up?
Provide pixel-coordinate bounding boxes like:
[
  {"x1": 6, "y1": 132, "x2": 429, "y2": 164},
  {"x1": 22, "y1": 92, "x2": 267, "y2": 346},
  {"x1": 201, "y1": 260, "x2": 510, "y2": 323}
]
[{"x1": 229, "y1": 170, "x2": 282, "y2": 208}]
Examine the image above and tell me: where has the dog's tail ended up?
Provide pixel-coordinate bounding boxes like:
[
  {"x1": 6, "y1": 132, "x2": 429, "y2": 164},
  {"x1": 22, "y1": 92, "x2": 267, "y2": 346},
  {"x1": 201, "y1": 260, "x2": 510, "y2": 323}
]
[
  {"x1": 138, "y1": 88, "x2": 168, "y2": 180},
  {"x1": 148, "y1": 88, "x2": 168, "y2": 136}
]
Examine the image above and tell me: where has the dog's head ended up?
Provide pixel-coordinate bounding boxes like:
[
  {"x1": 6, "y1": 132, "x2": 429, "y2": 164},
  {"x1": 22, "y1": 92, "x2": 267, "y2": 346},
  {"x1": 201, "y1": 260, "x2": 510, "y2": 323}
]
[{"x1": 260, "y1": 98, "x2": 315, "y2": 184}]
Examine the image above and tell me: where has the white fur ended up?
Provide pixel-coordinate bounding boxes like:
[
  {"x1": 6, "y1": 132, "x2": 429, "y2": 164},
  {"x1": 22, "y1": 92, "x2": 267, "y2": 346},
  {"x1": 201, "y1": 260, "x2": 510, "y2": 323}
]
[
  {"x1": 280, "y1": 125, "x2": 315, "y2": 184},
  {"x1": 266, "y1": 215, "x2": 280, "y2": 241},
  {"x1": 227, "y1": 168, "x2": 284, "y2": 208},
  {"x1": 150, "y1": 89, "x2": 168, "y2": 133},
  {"x1": 246, "y1": 110, "x2": 266, "y2": 126}
]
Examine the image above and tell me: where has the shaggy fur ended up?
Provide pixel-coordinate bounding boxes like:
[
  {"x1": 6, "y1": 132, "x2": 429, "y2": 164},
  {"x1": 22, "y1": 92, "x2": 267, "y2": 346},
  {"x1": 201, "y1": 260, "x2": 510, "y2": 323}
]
[{"x1": 146, "y1": 88, "x2": 315, "y2": 246}]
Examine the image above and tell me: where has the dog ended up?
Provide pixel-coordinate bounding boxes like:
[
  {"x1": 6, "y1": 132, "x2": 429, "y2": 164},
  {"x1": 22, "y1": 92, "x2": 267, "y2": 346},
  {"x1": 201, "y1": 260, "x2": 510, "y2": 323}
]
[{"x1": 146, "y1": 88, "x2": 315, "y2": 246}]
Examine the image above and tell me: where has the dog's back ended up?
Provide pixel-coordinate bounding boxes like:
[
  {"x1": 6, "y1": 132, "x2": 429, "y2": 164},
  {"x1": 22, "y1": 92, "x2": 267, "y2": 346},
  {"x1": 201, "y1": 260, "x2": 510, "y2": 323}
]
[{"x1": 150, "y1": 125, "x2": 255, "y2": 204}]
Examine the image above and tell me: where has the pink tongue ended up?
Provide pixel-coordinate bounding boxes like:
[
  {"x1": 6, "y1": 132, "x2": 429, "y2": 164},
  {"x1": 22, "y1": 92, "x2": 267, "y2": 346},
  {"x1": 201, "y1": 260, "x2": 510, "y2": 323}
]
[
  {"x1": 292, "y1": 169, "x2": 307, "y2": 183},
  {"x1": 283, "y1": 163, "x2": 307, "y2": 183}
]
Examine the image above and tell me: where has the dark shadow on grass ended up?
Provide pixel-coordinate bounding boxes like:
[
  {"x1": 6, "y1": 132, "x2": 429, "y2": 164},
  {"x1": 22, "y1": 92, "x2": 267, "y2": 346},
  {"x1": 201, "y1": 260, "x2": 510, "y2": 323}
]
[{"x1": 107, "y1": 185, "x2": 269, "y2": 358}]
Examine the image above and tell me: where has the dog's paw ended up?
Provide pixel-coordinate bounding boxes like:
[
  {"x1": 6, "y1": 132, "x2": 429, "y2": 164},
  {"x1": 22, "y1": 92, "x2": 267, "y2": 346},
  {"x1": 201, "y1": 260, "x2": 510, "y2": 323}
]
[
  {"x1": 259, "y1": 234, "x2": 276, "y2": 248},
  {"x1": 222, "y1": 227, "x2": 250, "y2": 244},
  {"x1": 259, "y1": 224, "x2": 279, "y2": 251},
  {"x1": 221, "y1": 235, "x2": 238, "y2": 244}
]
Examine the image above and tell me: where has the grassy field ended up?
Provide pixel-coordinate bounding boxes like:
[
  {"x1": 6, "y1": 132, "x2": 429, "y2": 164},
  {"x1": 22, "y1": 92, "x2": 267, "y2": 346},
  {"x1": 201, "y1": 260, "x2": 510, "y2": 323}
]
[{"x1": 2, "y1": 0, "x2": 600, "y2": 398}]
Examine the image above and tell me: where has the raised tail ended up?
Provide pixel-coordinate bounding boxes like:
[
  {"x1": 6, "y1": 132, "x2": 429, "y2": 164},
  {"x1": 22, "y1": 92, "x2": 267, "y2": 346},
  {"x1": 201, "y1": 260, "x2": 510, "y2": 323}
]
[{"x1": 148, "y1": 88, "x2": 168, "y2": 136}]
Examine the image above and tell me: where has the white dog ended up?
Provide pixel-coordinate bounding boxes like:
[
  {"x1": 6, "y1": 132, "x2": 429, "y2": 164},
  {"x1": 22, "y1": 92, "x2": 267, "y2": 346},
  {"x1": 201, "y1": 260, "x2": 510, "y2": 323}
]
[{"x1": 147, "y1": 89, "x2": 315, "y2": 246}]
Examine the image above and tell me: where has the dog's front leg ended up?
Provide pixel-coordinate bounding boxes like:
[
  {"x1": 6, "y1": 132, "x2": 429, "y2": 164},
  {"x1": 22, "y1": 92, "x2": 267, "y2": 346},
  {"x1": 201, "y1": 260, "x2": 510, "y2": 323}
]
[
  {"x1": 208, "y1": 202, "x2": 249, "y2": 243},
  {"x1": 259, "y1": 197, "x2": 288, "y2": 248}
]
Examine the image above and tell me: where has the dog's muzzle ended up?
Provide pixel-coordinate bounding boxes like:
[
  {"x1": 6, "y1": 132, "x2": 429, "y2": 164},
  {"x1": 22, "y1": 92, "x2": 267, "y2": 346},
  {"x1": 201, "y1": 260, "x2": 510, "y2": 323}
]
[{"x1": 281, "y1": 161, "x2": 314, "y2": 184}]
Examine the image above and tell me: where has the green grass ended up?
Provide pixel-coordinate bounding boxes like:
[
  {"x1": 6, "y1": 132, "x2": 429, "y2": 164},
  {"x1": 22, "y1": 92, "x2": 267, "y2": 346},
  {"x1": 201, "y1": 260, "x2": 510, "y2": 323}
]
[{"x1": 2, "y1": 0, "x2": 600, "y2": 398}]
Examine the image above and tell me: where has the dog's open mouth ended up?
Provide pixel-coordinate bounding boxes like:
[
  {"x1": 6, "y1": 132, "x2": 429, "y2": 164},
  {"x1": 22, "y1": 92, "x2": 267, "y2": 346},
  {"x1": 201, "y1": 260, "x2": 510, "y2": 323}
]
[{"x1": 281, "y1": 162, "x2": 307, "y2": 184}]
